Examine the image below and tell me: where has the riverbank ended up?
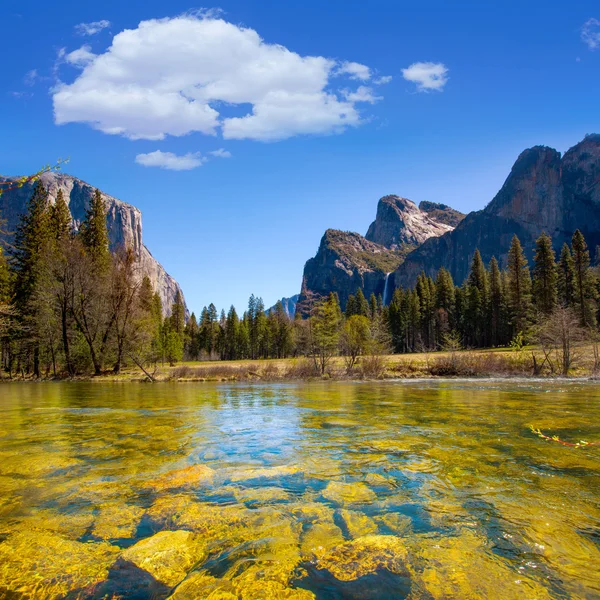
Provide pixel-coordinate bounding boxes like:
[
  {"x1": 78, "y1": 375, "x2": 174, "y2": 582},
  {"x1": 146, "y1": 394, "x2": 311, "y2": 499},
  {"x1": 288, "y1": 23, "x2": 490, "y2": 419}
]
[{"x1": 3, "y1": 346, "x2": 600, "y2": 382}]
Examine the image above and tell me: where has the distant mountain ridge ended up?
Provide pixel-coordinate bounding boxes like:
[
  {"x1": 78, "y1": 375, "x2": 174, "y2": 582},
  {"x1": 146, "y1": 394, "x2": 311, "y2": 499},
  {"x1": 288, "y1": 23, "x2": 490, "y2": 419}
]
[
  {"x1": 296, "y1": 133, "x2": 600, "y2": 312},
  {"x1": 390, "y1": 133, "x2": 600, "y2": 294},
  {"x1": 0, "y1": 172, "x2": 185, "y2": 315},
  {"x1": 297, "y1": 196, "x2": 464, "y2": 312}
]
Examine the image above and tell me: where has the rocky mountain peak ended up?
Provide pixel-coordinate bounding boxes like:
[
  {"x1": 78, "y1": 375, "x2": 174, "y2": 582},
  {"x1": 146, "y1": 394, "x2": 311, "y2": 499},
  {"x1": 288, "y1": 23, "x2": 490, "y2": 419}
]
[{"x1": 365, "y1": 195, "x2": 459, "y2": 248}]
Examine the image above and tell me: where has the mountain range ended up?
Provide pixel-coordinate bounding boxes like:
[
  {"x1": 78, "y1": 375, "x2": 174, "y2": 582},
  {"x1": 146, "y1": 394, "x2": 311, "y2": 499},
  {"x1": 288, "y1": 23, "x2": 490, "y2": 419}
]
[{"x1": 294, "y1": 133, "x2": 600, "y2": 311}]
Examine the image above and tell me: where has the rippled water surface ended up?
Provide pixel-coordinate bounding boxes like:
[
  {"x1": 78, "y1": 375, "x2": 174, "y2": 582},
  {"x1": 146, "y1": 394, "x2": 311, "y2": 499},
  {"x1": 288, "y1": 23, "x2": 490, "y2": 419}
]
[{"x1": 0, "y1": 380, "x2": 599, "y2": 599}]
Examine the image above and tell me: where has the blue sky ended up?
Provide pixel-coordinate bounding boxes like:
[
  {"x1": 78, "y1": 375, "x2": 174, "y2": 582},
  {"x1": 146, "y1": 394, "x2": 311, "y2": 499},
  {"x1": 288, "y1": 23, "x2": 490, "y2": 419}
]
[{"x1": 2, "y1": 0, "x2": 599, "y2": 315}]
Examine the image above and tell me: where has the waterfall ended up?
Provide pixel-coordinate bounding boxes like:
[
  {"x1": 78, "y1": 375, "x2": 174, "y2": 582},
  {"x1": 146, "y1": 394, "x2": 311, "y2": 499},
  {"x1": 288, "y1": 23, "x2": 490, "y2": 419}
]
[{"x1": 383, "y1": 272, "x2": 391, "y2": 306}]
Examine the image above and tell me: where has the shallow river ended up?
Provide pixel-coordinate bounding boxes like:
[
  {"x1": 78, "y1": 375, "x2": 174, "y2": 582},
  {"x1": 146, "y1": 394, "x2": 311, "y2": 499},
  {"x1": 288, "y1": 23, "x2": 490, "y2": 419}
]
[{"x1": 0, "y1": 380, "x2": 599, "y2": 599}]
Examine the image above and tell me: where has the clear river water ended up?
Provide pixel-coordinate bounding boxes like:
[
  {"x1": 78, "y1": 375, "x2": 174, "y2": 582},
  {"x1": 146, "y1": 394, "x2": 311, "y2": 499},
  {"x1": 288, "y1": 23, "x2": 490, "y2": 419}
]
[{"x1": 0, "y1": 380, "x2": 599, "y2": 599}]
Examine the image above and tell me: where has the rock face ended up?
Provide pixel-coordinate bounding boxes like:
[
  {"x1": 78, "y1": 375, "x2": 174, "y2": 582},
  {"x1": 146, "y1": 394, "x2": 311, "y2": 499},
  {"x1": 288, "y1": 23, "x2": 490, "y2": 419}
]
[
  {"x1": 297, "y1": 229, "x2": 408, "y2": 312},
  {"x1": 391, "y1": 134, "x2": 600, "y2": 292},
  {"x1": 298, "y1": 195, "x2": 462, "y2": 312},
  {"x1": 365, "y1": 195, "x2": 458, "y2": 248},
  {"x1": 418, "y1": 200, "x2": 465, "y2": 227},
  {"x1": 267, "y1": 295, "x2": 300, "y2": 318},
  {"x1": 0, "y1": 172, "x2": 185, "y2": 315}
]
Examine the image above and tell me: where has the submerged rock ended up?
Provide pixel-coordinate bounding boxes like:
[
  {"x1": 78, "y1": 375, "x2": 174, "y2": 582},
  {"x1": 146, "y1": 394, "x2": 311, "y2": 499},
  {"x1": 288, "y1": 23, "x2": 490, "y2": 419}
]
[
  {"x1": 322, "y1": 481, "x2": 376, "y2": 506},
  {"x1": 314, "y1": 535, "x2": 409, "y2": 581},
  {"x1": 228, "y1": 465, "x2": 301, "y2": 483},
  {"x1": 0, "y1": 530, "x2": 118, "y2": 598},
  {"x1": 233, "y1": 486, "x2": 290, "y2": 505},
  {"x1": 92, "y1": 503, "x2": 144, "y2": 540},
  {"x1": 145, "y1": 464, "x2": 214, "y2": 492},
  {"x1": 338, "y1": 509, "x2": 378, "y2": 538},
  {"x1": 300, "y1": 522, "x2": 345, "y2": 560},
  {"x1": 121, "y1": 530, "x2": 206, "y2": 587},
  {"x1": 409, "y1": 529, "x2": 553, "y2": 599},
  {"x1": 147, "y1": 495, "x2": 249, "y2": 540},
  {"x1": 170, "y1": 569, "x2": 316, "y2": 599}
]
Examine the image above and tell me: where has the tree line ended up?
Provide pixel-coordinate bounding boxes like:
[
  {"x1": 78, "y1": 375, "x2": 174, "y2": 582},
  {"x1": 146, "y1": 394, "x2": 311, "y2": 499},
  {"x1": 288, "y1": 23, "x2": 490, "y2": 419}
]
[{"x1": 0, "y1": 182, "x2": 186, "y2": 377}]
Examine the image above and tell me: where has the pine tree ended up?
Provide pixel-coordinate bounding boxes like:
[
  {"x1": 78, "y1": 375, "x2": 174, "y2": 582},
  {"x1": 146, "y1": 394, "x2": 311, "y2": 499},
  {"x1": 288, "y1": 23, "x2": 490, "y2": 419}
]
[
  {"x1": 310, "y1": 292, "x2": 342, "y2": 374},
  {"x1": 466, "y1": 249, "x2": 489, "y2": 346},
  {"x1": 48, "y1": 189, "x2": 71, "y2": 241},
  {"x1": 225, "y1": 306, "x2": 239, "y2": 360},
  {"x1": 488, "y1": 257, "x2": 504, "y2": 346},
  {"x1": 345, "y1": 294, "x2": 357, "y2": 318},
  {"x1": 388, "y1": 287, "x2": 407, "y2": 353},
  {"x1": 12, "y1": 181, "x2": 50, "y2": 311},
  {"x1": 416, "y1": 273, "x2": 435, "y2": 348},
  {"x1": 170, "y1": 290, "x2": 185, "y2": 337},
  {"x1": 571, "y1": 230, "x2": 597, "y2": 326},
  {"x1": 354, "y1": 289, "x2": 369, "y2": 317},
  {"x1": 11, "y1": 182, "x2": 51, "y2": 376},
  {"x1": 369, "y1": 293, "x2": 378, "y2": 321},
  {"x1": 532, "y1": 232, "x2": 557, "y2": 316},
  {"x1": 506, "y1": 234, "x2": 532, "y2": 337},
  {"x1": 557, "y1": 243, "x2": 575, "y2": 308},
  {"x1": 185, "y1": 312, "x2": 200, "y2": 360},
  {"x1": 434, "y1": 268, "x2": 455, "y2": 342},
  {"x1": 407, "y1": 289, "x2": 421, "y2": 351},
  {"x1": 80, "y1": 189, "x2": 110, "y2": 269}
]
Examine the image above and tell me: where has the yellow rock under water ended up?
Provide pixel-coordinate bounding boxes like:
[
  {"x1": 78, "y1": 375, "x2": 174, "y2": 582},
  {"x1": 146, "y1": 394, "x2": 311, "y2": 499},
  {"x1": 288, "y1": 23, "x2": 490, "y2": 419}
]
[
  {"x1": 315, "y1": 534, "x2": 409, "y2": 581},
  {"x1": 300, "y1": 521, "x2": 345, "y2": 560},
  {"x1": 170, "y1": 569, "x2": 316, "y2": 600},
  {"x1": 145, "y1": 464, "x2": 214, "y2": 491},
  {"x1": 409, "y1": 529, "x2": 553, "y2": 600},
  {"x1": 338, "y1": 509, "x2": 378, "y2": 538},
  {"x1": 0, "y1": 530, "x2": 118, "y2": 598},
  {"x1": 228, "y1": 465, "x2": 301, "y2": 483},
  {"x1": 233, "y1": 486, "x2": 291, "y2": 504},
  {"x1": 121, "y1": 530, "x2": 207, "y2": 588},
  {"x1": 322, "y1": 481, "x2": 376, "y2": 505},
  {"x1": 92, "y1": 503, "x2": 144, "y2": 540}
]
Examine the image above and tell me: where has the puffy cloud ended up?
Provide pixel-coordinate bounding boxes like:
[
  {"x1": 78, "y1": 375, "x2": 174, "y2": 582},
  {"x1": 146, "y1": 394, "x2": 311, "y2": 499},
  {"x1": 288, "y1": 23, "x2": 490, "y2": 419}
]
[
  {"x1": 75, "y1": 20, "x2": 110, "y2": 36},
  {"x1": 65, "y1": 45, "x2": 96, "y2": 67},
  {"x1": 336, "y1": 61, "x2": 371, "y2": 81},
  {"x1": 209, "y1": 148, "x2": 232, "y2": 158},
  {"x1": 135, "y1": 150, "x2": 207, "y2": 170},
  {"x1": 402, "y1": 62, "x2": 448, "y2": 91},
  {"x1": 581, "y1": 18, "x2": 600, "y2": 50},
  {"x1": 344, "y1": 86, "x2": 381, "y2": 104},
  {"x1": 53, "y1": 14, "x2": 379, "y2": 142},
  {"x1": 374, "y1": 75, "x2": 392, "y2": 85}
]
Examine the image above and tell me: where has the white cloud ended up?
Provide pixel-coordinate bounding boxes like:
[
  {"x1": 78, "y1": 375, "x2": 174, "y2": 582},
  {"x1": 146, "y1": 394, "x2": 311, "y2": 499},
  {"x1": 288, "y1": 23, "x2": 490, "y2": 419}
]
[
  {"x1": 336, "y1": 61, "x2": 371, "y2": 81},
  {"x1": 344, "y1": 86, "x2": 381, "y2": 104},
  {"x1": 402, "y1": 62, "x2": 449, "y2": 92},
  {"x1": 75, "y1": 20, "x2": 110, "y2": 36},
  {"x1": 24, "y1": 69, "x2": 38, "y2": 86},
  {"x1": 53, "y1": 14, "x2": 378, "y2": 142},
  {"x1": 209, "y1": 148, "x2": 232, "y2": 158},
  {"x1": 581, "y1": 18, "x2": 600, "y2": 50},
  {"x1": 65, "y1": 45, "x2": 96, "y2": 67},
  {"x1": 135, "y1": 150, "x2": 207, "y2": 171},
  {"x1": 374, "y1": 75, "x2": 392, "y2": 85}
]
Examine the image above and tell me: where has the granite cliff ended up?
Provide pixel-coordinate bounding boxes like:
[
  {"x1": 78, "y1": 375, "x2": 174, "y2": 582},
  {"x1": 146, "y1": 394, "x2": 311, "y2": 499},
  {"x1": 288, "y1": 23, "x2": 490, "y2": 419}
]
[
  {"x1": 365, "y1": 195, "x2": 458, "y2": 248},
  {"x1": 390, "y1": 133, "x2": 600, "y2": 293},
  {"x1": 0, "y1": 172, "x2": 185, "y2": 315}
]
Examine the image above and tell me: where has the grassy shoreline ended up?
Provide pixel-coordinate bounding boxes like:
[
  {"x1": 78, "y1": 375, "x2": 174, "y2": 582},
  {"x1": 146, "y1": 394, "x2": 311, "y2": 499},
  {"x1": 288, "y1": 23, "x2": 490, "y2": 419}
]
[{"x1": 3, "y1": 346, "x2": 600, "y2": 383}]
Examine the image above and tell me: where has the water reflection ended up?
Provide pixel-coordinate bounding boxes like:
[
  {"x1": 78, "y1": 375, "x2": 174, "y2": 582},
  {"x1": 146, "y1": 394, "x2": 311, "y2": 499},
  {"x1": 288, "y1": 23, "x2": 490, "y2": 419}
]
[{"x1": 0, "y1": 380, "x2": 599, "y2": 598}]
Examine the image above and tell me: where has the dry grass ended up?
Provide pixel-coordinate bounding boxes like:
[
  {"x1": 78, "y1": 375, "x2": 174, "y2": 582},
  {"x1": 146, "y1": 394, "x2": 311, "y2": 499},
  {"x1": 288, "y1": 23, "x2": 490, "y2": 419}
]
[{"x1": 9, "y1": 344, "x2": 600, "y2": 382}]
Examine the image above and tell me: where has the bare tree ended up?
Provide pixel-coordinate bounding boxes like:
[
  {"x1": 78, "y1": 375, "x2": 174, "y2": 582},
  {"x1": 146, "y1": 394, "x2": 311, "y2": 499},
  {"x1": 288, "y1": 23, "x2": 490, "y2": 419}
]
[{"x1": 536, "y1": 306, "x2": 586, "y2": 376}]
